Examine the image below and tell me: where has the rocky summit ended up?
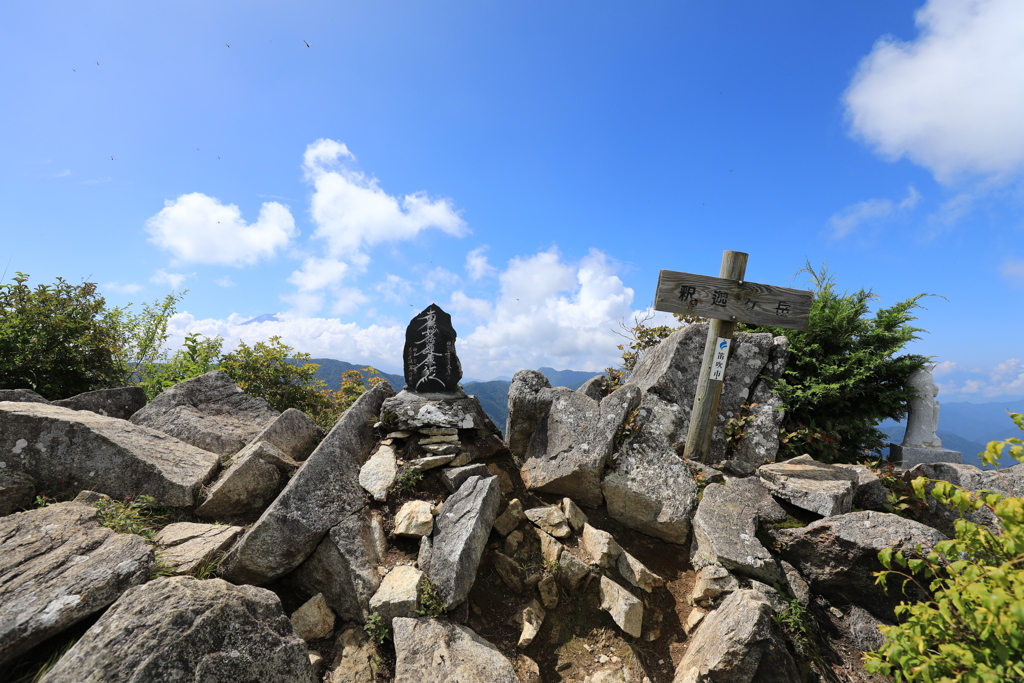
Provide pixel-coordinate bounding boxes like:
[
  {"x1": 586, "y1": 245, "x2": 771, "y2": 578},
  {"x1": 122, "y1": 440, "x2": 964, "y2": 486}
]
[{"x1": 3, "y1": 325, "x2": 1019, "y2": 682}]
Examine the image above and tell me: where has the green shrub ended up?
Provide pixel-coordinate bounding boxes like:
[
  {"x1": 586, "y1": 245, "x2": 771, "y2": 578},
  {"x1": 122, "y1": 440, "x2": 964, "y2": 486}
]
[
  {"x1": 105, "y1": 291, "x2": 185, "y2": 387},
  {"x1": 731, "y1": 262, "x2": 933, "y2": 463},
  {"x1": 863, "y1": 412, "x2": 1024, "y2": 682},
  {"x1": 0, "y1": 273, "x2": 122, "y2": 398},
  {"x1": 139, "y1": 332, "x2": 223, "y2": 400}
]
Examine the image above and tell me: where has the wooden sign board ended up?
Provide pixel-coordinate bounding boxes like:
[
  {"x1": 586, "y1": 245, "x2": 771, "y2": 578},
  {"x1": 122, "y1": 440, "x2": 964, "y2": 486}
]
[{"x1": 654, "y1": 269, "x2": 813, "y2": 331}]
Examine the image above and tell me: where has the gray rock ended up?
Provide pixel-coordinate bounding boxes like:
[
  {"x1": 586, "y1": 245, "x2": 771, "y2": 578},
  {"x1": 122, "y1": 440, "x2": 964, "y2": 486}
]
[
  {"x1": 910, "y1": 461, "x2": 1024, "y2": 535},
  {"x1": 249, "y1": 407, "x2": 324, "y2": 461},
  {"x1": 290, "y1": 593, "x2": 336, "y2": 641},
  {"x1": 405, "y1": 454, "x2": 456, "y2": 473},
  {"x1": 441, "y1": 463, "x2": 490, "y2": 492},
  {"x1": 152, "y1": 522, "x2": 244, "y2": 575},
  {"x1": 582, "y1": 523, "x2": 622, "y2": 567},
  {"x1": 0, "y1": 470, "x2": 35, "y2": 516},
  {"x1": 0, "y1": 402, "x2": 218, "y2": 507},
  {"x1": 505, "y1": 369, "x2": 555, "y2": 458},
  {"x1": 394, "y1": 500, "x2": 434, "y2": 537},
  {"x1": 0, "y1": 502, "x2": 152, "y2": 665},
  {"x1": 493, "y1": 498, "x2": 525, "y2": 536},
  {"x1": 0, "y1": 389, "x2": 50, "y2": 403},
  {"x1": 426, "y1": 475, "x2": 501, "y2": 608},
  {"x1": 599, "y1": 576, "x2": 643, "y2": 637},
  {"x1": 359, "y1": 444, "x2": 397, "y2": 501},
  {"x1": 490, "y1": 551, "x2": 524, "y2": 592},
  {"x1": 370, "y1": 566, "x2": 424, "y2": 625},
  {"x1": 392, "y1": 617, "x2": 519, "y2": 683},
  {"x1": 774, "y1": 510, "x2": 948, "y2": 620},
  {"x1": 52, "y1": 386, "x2": 147, "y2": 419},
  {"x1": 237, "y1": 439, "x2": 301, "y2": 472},
  {"x1": 835, "y1": 463, "x2": 891, "y2": 512},
  {"x1": 514, "y1": 599, "x2": 545, "y2": 647},
  {"x1": 726, "y1": 390, "x2": 786, "y2": 474},
  {"x1": 221, "y1": 382, "x2": 393, "y2": 585},
  {"x1": 330, "y1": 628, "x2": 378, "y2": 683},
  {"x1": 195, "y1": 451, "x2": 282, "y2": 519},
  {"x1": 286, "y1": 507, "x2": 382, "y2": 623},
  {"x1": 525, "y1": 505, "x2": 571, "y2": 538},
  {"x1": 603, "y1": 439, "x2": 698, "y2": 544},
  {"x1": 129, "y1": 370, "x2": 279, "y2": 454},
  {"x1": 848, "y1": 605, "x2": 888, "y2": 652},
  {"x1": 561, "y1": 497, "x2": 588, "y2": 531},
  {"x1": 521, "y1": 385, "x2": 641, "y2": 508},
  {"x1": 673, "y1": 589, "x2": 800, "y2": 683},
  {"x1": 41, "y1": 576, "x2": 315, "y2": 683},
  {"x1": 538, "y1": 574, "x2": 559, "y2": 610},
  {"x1": 889, "y1": 444, "x2": 962, "y2": 468},
  {"x1": 757, "y1": 455, "x2": 858, "y2": 517},
  {"x1": 617, "y1": 550, "x2": 663, "y2": 592},
  {"x1": 690, "y1": 565, "x2": 739, "y2": 605},
  {"x1": 691, "y1": 480, "x2": 781, "y2": 584},
  {"x1": 576, "y1": 374, "x2": 607, "y2": 401},
  {"x1": 779, "y1": 560, "x2": 810, "y2": 607},
  {"x1": 557, "y1": 551, "x2": 592, "y2": 591},
  {"x1": 382, "y1": 390, "x2": 492, "y2": 431},
  {"x1": 533, "y1": 526, "x2": 564, "y2": 565}
]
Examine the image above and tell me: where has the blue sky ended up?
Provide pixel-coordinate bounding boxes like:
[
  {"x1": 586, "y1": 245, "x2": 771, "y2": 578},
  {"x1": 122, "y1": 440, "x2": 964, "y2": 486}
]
[{"x1": 3, "y1": 1, "x2": 1023, "y2": 405}]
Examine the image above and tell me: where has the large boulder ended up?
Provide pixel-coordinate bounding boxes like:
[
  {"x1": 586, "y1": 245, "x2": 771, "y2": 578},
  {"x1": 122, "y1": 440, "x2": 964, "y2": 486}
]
[
  {"x1": 129, "y1": 370, "x2": 279, "y2": 454},
  {"x1": 287, "y1": 508, "x2": 382, "y2": 623},
  {"x1": 52, "y1": 386, "x2": 146, "y2": 420},
  {"x1": 248, "y1": 407, "x2": 324, "y2": 461},
  {"x1": 505, "y1": 370, "x2": 555, "y2": 457},
  {"x1": 773, "y1": 511, "x2": 947, "y2": 620},
  {"x1": 381, "y1": 389, "x2": 494, "y2": 432},
  {"x1": 0, "y1": 388, "x2": 50, "y2": 403},
  {"x1": 152, "y1": 522, "x2": 244, "y2": 576},
  {"x1": 690, "y1": 478, "x2": 785, "y2": 584},
  {"x1": 0, "y1": 402, "x2": 218, "y2": 507},
  {"x1": 221, "y1": 382, "x2": 394, "y2": 585},
  {"x1": 757, "y1": 455, "x2": 859, "y2": 517},
  {"x1": 520, "y1": 385, "x2": 640, "y2": 508},
  {"x1": 423, "y1": 475, "x2": 501, "y2": 608},
  {"x1": 195, "y1": 451, "x2": 282, "y2": 519},
  {"x1": 392, "y1": 617, "x2": 520, "y2": 683},
  {"x1": 909, "y1": 461, "x2": 1024, "y2": 535},
  {"x1": 0, "y1": 470, "x2": 35, "y2": 516},
  {"x1": 673, "y1": 589, "x2": 800, "y2": 683},
  {"x1": 624, "y1": 326, "x2": 788, "y2": 467},
  {"x1": 602, "y1": 438, "x2": 698, "y2": 544},
  {"x1": 40, "y1": 576, "x2": 316, "y2": 683},
  {"x1": 0, "y1": 503, "x2": 152, "y2": 665}
]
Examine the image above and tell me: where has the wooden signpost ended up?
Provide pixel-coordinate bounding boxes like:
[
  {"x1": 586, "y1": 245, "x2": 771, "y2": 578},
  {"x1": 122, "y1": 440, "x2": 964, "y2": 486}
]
[{"x1": 653, "y1": 251, "x2": 813, "y2": 463}]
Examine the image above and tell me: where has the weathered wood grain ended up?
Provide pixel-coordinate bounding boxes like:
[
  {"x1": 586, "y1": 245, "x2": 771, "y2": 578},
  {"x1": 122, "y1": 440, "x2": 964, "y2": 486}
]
[{"x1": 654, "y1": 270, "x2": 812, "y2": 330}]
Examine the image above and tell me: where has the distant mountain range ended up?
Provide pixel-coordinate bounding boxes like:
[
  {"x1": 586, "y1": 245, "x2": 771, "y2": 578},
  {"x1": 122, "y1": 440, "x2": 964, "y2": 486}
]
[{"x1": 309, "y1": 359, "x2": 600, "y2": 431}]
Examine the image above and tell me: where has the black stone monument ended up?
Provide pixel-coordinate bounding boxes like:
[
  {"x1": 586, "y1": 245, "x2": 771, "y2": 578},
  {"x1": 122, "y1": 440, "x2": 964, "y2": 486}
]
[{"x1": 403, "y1": 303, "x2": 463, "y2": 393}]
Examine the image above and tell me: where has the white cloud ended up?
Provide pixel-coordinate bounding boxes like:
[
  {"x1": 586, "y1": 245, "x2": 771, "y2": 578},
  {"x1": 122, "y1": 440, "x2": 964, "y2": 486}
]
[
  {"x1": 52, "y1": 169, "x2": 70, "y2": 178},
  {"x1": 844, "y1": 0, "x2": 1024, "y2": 181},
  {"x1": 458, "y1": 248, "x2": 638, "y2": 376},
  {"x1": 103, "y1": 281, "x2": 142, "y2": 294},
  {"x1": 466, "y1": 246, "x2": 496, "y2": 280},
  {"x1": 329, "y1": 288, "x2": 370, "y2": 316},
  {"x1": 936, "y1": 357, "x2": 1024, "y2": 399},
  {"x1": 288, "y1": 257, "x2": 351, "y2": 292},
  {"x1": 165, "y1": 247, "x2": 646, "y2": 379},
  {"x1": 827, "y1": 186, "x2": 920, "y2": 238},
  {"x1": 999, "y1": 257, "x2": 1024, "y2": 285},
  {"x1": 422, "y1": 267, "x2": 460, "y2": 294},
  {"x1": 293, "y1": 138, "x2": 467, "y2": 293},
  {"x1": 376, "y1": 275, "x2": 415, "y2": 305},
  {"x1": 215, "y1": 276, "x2": 236, "y2": 288},
  {"x1": 146, "y1": 192, "x2": 297, "y2": 266},
  {"x1": 150, "y1": 269, "x2": 193, "y2": 291}
]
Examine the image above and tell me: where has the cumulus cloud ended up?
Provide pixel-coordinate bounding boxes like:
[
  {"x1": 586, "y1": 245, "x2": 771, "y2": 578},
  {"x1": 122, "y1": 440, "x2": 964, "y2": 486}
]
[
  {"x1": 936, "y1": 357, "x2": 1024, "y2": 399},
  {"x1": 466, "y1": 247, "x2": 496, "y2": 280},
  {"x1": 458, "y1": 248, "x2": 638, "y2": 376},
  {"x1": 166, "y1": 247, "x2": 646, "y2": 379},
  {"x1": 844, "y1": 0, "x2": 1024, "y2": 181},
  {"x1": 828, "y1": 186, "x2": 921, "y2": 238},
  {"x1": 290, "y1": 139, "x2": 467, "y2": 293},
  {"x1": 150, "y1": 269, "x2": 193, "y2": 291},
  {"x1": 147, "y1": 193, "x2": 296, "y2": 266}
]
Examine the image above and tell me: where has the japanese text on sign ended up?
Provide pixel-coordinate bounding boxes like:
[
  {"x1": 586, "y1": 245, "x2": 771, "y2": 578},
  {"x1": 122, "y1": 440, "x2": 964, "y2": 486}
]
[{"x1": 710, "y1": 337, "x2": 730, "y2": 382}]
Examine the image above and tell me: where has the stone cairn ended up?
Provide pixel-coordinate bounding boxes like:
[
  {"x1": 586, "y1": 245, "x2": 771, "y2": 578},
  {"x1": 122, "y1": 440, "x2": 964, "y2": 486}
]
[{"x1": 888, "y1": 364, "x2": 962, "y2": 469}]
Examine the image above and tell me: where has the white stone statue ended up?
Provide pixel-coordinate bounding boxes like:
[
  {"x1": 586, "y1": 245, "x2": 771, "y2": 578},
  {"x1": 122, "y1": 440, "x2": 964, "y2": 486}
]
[{"x1": 903, "y1": 364, "x2": 942, "y2": 448}]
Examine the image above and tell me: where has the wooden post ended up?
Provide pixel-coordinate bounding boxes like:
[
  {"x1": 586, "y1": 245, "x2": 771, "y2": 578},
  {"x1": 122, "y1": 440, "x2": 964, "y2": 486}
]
[{"x1": 684, "y1": 250, "x2": 748, "y2": 463}]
